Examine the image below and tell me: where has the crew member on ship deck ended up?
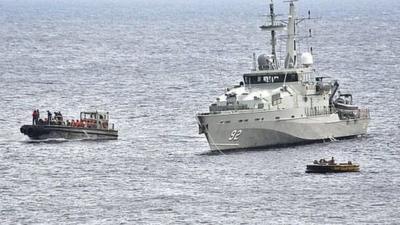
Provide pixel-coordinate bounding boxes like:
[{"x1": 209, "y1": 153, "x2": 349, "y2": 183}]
[
  {"x1": 32, "y1": 110, "x2": 38, "y2": 125},
  {"x1": 47, "y1": 111, "x2": 52, "y2": 125}
]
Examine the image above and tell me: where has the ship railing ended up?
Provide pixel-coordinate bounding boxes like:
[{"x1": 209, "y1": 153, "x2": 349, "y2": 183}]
[
  {"x1": 209, "y1": 104, "x2": 249, "y2": 113},
  {"x1": 357, "y1": 108, "x2": 370, "y2": 119},
  {"x1": 197, "y1": 112, "x2": 211, "y2": 116},
  {"x1": 304, "y1": 106, "x2": 335, "y2": 117},
  {"x1": 305, "y1": 106, "x2": 370, "y2": 120},
  {"x1": 336, "y1": 108, "x2": 370, "y2": 120}
]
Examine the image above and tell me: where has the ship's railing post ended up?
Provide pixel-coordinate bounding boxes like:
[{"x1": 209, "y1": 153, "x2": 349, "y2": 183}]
[
  {"x1": 305, "y1": 106, "x2": 338, "y2": 117},
  {"x1": 356, "y1": 108, "x2": 370, "y2": 119}
]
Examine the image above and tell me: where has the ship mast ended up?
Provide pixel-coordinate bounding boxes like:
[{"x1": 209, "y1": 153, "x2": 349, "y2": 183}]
[
  {"x1": 284, "y1": 0, "x2": 297, "y2": 69},
  {"x1": 260, "y1": 0, "x2": 284, "y2": 69},
  {"x1": 269, "y1": 0, "x2": 277, "y2": 68}
]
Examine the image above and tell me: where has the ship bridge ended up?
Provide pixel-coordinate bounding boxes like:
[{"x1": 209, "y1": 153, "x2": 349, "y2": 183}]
[{"x1": 243, "y1": 68, "x2": 313, "y2": 85}]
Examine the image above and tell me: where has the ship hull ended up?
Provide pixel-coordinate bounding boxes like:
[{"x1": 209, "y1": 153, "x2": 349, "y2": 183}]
[
  {"x1": 197, "y1": 112, "x2": 369, "y2": 151},
  {"x1": 20, "y1": 125, "x2": 118, "y2": 140}
]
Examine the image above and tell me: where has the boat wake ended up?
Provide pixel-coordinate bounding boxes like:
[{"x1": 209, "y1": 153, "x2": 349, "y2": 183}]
[
  {"x1": 23, "y1": 138, "x2": 70, "y2": 144},
  {"x1": 22, "y1": 137, "x2": 110, "y2": 144}
]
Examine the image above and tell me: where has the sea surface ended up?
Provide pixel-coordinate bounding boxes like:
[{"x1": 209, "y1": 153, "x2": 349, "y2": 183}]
[{"x1": 1, "y1": 0, "x2": 400, "y2": 224}]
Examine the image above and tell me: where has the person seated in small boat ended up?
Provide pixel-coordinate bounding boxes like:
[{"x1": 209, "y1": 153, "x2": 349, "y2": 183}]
[
  {"x1": 313, "y1": 160, "x2": 319, "y2": 164},
  {"x1": 84, "y1": 120, "x2": 91, "y2": 128},
  {"x1": 78, "y1": 120, "x2": 84, "y2": 128},
  {"x1": 54, "y1": 111, "x2": 59, "y2": 118},
  {"x1": 53, "y1": 112, "x2": 63, "y2": 124},
  {"x1": 328, "y1": 157, "x2": 335, "y2": 165},
  {"x1": 58, "y1": 111, "x2": 63, "y2": 121},
  {"x1": 319, "y1": 158, "x2": 327, "y2": 164}
]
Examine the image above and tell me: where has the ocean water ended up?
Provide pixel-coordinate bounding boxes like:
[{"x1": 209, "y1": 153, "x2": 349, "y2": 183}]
[{"x1": 1, "y1": 0, "x2": 400, "y2": 224}]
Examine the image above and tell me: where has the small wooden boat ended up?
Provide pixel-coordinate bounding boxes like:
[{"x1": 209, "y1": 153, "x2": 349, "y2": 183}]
[{"x1": 306, "y1": 158, "x2": 360, "y2": 173}]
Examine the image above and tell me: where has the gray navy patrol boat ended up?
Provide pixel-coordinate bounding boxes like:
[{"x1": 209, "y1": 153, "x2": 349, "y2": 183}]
[
  {"x1": 20, "y1": 111, "x2": 118, "y2": 140},
  {"x1": 196, "y1": 0, "x2": 370, "y2": 151}
]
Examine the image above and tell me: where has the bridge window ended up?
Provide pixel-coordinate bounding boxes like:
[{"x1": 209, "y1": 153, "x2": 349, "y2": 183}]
[{"x1": 244, "y1": 73, "x2": 298, "y2": 84}]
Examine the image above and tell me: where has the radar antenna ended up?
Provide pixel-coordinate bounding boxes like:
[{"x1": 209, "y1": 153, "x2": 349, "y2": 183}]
[
  {"x1": 260, "y1": 0, "x2": 285, "y2": 69},
  {"x1": 283, "y1": 0, "x2": 317, "y2": 68},
  {"x1": 260, "y1": 0, "x2": 317, "y2": 70}
]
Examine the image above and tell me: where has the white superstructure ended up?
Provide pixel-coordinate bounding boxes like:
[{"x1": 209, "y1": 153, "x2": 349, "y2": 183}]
[{"x1": 196, "y1": 0, "x2": 369, "y2": 151}]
